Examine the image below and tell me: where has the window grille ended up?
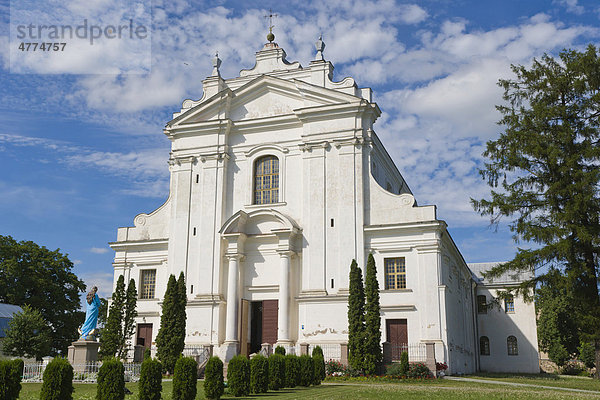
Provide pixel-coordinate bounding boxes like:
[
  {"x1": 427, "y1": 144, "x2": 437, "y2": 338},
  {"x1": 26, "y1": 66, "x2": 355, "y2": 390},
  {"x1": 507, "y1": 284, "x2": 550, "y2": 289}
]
[
  {"x1": 254, "y1": 156, "x2": 279, "y2": 204},
  {"x1": 140, "y1": 269, "x2": 156, "y2": 299},
  {"x1": 384, "y1": 258, "x2": 406, "y2": 290}
]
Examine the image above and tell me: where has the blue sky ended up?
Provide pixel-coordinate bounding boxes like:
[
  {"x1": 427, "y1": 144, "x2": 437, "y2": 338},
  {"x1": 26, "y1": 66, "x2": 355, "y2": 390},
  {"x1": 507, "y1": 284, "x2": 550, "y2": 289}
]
[{"x1": 0, "y1": 0, "x2": 599, "y2": 299}]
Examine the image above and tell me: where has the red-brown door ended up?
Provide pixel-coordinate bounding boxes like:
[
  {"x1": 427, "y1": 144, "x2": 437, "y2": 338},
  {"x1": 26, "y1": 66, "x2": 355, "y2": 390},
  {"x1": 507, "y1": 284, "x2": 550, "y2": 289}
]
[
  {"x1": 136, "y1": 323, "x2": 153, "y2": 350},
  {"x1": 262, "y1": 300, "x2": 278, "y2": 345},
  {"x1": 386, "y1": 319, "x2": 407, "y2": 361}
]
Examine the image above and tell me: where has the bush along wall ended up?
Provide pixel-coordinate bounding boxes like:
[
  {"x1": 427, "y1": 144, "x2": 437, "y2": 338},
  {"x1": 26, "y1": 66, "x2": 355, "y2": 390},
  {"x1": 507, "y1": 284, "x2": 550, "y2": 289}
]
[
  {"x1": 0, "y1": 359, "x2": 24, "y2": 400},
  {"x1": 313, "y1": 355, "x2": 325, "y2": 385},
  {"x1": 40, "y1": 358, "x2": 74, "y2": 400},
  {"x1": 204, "y1": 356, "x2": 224, "y2": 400},
  {"x1": 298, "y1": 355, "x2": 314, "y2": 387},
  {"x1": 173, "y1": 356, "x2": 198, "y2": 400},
  {"x1": 284, "y1": 354, "x2": 300, "y2": 388},
  {"x1": 227, "y1": 355, "x2": 250, "y2": 397},
  {"x1": 138, "y1": 357, "x2": 162, "y2": 400},
  {"x1": 274, "y1": 346, "x2": 286, "y2": 355},
  {"x1": 97, "y1": 357, "x2": 125, "y2": 400},
  {"x1": 268, "y1": 353, "x2": 286, "y2": 390},
  {"x1": 400, "y1": 351, "x2": 409, "y2": 376},
  {"x1": 250, "y1": 354, "x2": 269, "y2": 394}
]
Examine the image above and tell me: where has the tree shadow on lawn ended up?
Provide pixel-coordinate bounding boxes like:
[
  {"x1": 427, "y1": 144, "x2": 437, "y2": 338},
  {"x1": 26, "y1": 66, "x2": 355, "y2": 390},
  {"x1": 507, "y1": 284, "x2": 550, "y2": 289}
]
[{"x1": 222, "y1": 386, "x2": 340, "y2": 399}]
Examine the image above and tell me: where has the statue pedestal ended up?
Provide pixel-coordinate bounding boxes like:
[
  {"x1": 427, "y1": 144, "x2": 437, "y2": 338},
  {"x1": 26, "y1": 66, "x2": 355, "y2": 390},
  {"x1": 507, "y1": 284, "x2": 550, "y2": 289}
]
[{"x1": 68, "y1": 340, "x2": 100, "y2": 365}]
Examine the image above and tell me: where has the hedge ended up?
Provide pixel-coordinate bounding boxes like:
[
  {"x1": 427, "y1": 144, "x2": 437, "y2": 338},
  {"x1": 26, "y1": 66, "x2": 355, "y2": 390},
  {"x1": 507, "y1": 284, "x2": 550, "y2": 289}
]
[
  {"x1": 284, "y1": 354, "x2": 300, "y2": 388},
  {"x1": 172, "y1": 356, "x2": 198, "y2": 400},
  {"x1": 313, "y1": 355, "x2": 325, "y2": 385},
  {"x1": 40, "y1": 358, "x2": 73, "y2": 400},
  {"x1": 274, "y1": 346, "x2": 286, "y2": 355},
  {"x1": 250, "y1": 355, "x2": 269, "y2": 394},
  {"x1": 96, "y1": 357, "x2": 124, "y2": 400},
  {"x1": 227, "y1": 355, "x2": 250, "y2": 397},
  {"x1": 139, "y1": 357, "x2": 162, "y2": 400},
  {"x1": 311, "y1": 346, "x2": 323, "y2": 358},
  {"x1": 298, "y1": 354, "x2": 314, "y2": 387},
  {"x1": 399, "y1": 351, "x2": 409, "y2": 375},
  {"x1": 0, "y1": 359, "x2": 24, "y2": 400},
  {"x1": 204, "y1": 356, "x2": 224, "y2": 400},
  {"x1": 268, "y1": 353, "x2": 285, "y2": 390}
]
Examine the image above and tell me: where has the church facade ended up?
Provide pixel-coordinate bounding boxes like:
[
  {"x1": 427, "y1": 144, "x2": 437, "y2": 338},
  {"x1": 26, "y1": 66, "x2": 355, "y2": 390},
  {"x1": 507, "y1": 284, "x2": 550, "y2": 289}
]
[{"x1": 110, "y1": 38, "x2": 539, "y2": 374}]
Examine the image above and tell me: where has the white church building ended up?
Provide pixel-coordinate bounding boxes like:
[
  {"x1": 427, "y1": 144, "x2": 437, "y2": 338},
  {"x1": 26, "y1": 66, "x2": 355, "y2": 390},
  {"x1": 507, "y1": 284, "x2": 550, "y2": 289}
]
[{"x1": 110, "y1": 35, "x2": 539, "y2": 374}]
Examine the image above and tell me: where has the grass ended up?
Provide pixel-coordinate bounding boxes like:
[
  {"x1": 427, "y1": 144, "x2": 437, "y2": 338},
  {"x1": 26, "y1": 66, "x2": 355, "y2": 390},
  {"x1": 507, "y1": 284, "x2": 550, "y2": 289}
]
[
  {"x1": 465, "y1": 373, "x2": 600, "y2": 392},
  {"x1": 17, "y1": 377, "x2": 600, "y2": 399}
]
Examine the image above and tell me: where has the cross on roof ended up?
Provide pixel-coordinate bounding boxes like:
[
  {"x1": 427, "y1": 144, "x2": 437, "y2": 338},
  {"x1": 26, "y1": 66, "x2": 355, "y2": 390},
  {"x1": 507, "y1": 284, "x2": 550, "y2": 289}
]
[{"x1": 264, "y1": 9, "x2": 277, "y2": 34}]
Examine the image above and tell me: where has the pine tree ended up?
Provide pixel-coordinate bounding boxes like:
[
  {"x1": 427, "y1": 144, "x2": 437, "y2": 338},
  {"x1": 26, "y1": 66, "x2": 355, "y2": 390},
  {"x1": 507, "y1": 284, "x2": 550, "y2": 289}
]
[
  {"x1": 363, "y1": 253, "x2": 382, "y2": 374},
  {"x1": 118, "y1": 279, "x2": 138, "y2": 360},
  {"x1": 472, "y1": 45, "x2": 600, "y2": 378},
  {"x1": 347, "y1": 259, "x2": 365, "y2": 371},
  {"x1": 100, "y1": 275, "x2": 125, "y2": 359},
  {"x1": 156, "y1": 274, "x2": 187, "y2": 374}
]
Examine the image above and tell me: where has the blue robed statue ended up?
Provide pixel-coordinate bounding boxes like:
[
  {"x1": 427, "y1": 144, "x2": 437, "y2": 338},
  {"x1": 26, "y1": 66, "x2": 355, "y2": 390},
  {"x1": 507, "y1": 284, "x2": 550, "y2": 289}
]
[{"x1": 79, "y1": 286, "x2": 101, "y2": 341}]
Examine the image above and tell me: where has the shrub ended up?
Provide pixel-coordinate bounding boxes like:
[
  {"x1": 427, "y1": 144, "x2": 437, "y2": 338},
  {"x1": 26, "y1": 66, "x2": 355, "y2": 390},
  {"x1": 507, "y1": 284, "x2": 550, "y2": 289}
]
[
  {"x1": 274, "y1": 346, "x2": 286, "y2": 355},
  {"x1": 406, "y1": 362, "x2": 432, "y2": 379},
  {"x1": 250, "y1": 354, "x2": 269, "y2": 393},
  {"x1": 313, "y1": 355, "x2": 325, "y2": 385},
  {"x1": 268, "y1": 353, "x2": 285, "y2": 390},
  {"x1": 143, "y1": 348, "x2": 152, "y2": 361},
  {"x1": 204, "y1": 356, "x2": 224, "y2": 400},
  {"x1": 40, "y1": 358, "x2": 74, "y2": 400},
  {"x1": 325, "y1": 360, "x2": 347, "y2": 376},
  {"x1": 284, "y1": 354, "x2": 300, "y2": 387},
  {"x1": 173, "y1": 357, "x2": 198, "y2": 400},
  {"x1": 436, "y1": 362, "x2": 448, "y2": 372},
  {"x1": 298, "y1": 354, "x2": 314, "y2": 387},
  {"x1": 227, "y1": 355, "x2": 250, "y2": 397},
  {"x1": 399, "y1": 351, "x2": 409, "y2": 375},
  {"x1": 1, "y1": 359, "x2": 24, "y2": 400},
  {"x1": 139, "y1": 357, "x2": 162, "y2": 400},
  {"x1": 311, "y1": 346, "x2": 323, "y2": 358},
  {"x1": 579, "y1": 342, "x2": 596, "y2": 369},
  {"x1": 548, "y1": 342, "x2": 569, "y2": 367},
  {"x1": 97, "y1": 357, "x2": 124, "y2": 400},
  {"x1": 561, "y1": 360, "x2": 585, "y2": 376},
  {"x1": 385, "y1": 363, "x2": 405, "y2": 377}
]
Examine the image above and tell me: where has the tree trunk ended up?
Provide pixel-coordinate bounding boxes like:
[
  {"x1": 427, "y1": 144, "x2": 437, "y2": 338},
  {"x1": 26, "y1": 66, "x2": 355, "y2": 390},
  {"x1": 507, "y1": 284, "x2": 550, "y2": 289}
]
[{"x1": 595, "y1": 339, "x2": 600, "y2": 379}]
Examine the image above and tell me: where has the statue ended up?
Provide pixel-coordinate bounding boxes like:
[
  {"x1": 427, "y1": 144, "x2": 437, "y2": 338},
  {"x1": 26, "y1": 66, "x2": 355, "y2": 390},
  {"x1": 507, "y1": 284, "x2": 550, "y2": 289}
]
[{"x1": 79, "y1": 286, "x2": 101, "y2": 341}]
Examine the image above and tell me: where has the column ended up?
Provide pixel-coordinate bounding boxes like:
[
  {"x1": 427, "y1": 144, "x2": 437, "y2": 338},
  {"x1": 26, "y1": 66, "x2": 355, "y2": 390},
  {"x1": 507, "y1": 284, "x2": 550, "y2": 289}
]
[
  {"x1": 277, "y1": 251, "x2": 291, "y2": 344},
  {"x1": 225, "y1": 254, "x2": 241, "y2": 343}
]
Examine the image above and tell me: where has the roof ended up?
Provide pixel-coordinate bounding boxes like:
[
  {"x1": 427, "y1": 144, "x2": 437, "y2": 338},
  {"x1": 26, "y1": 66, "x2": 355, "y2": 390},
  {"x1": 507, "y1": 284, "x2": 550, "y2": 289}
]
[
  {"x1": 468, "y1": 262, "x2": 534, "y2": 285},
  {"x1": 0, "y1": 303, "x2": 23, "y2": 338}
]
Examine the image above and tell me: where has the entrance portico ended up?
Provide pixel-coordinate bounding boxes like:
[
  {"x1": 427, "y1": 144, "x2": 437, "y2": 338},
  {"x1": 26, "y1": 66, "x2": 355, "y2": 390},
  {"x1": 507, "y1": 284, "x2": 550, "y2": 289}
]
[{"x1": 220, "y1": 209, "x2": 301, "y2": 360}]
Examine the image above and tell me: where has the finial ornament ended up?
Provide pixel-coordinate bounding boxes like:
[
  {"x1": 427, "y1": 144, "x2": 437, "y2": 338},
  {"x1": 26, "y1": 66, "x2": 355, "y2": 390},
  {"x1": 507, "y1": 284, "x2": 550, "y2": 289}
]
[
  {"x1": 315, "y1": 34, "x2": 325, "y2": 60},
  {"x1": 264, "y1": 9, "x2": 278, "y2": 42},
  {"x1": 212, "y1": 51, "x2": 221, "y2": 77}
]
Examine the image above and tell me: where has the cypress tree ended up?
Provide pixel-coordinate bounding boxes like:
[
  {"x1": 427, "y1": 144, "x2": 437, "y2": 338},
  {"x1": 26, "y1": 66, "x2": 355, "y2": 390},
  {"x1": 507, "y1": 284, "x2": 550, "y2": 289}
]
[
  {"x1": 175, "y1": 272, "x2": 187, "y2": 358},
  {"x1": 100, "y1": 275, "x2": 125, "y2": 359},
  {"x1": 363, "y1": 253, "x2": 382, "y2": 375},
  {"x1": 347, "y1": 259, "x2": 365, "y2": 371},
  {"x1": 156, "y1": 274, "x2": 179, "y2": 373},
  {"x1": 118, "y1": 279, "x2": 138, "y2": 360}
]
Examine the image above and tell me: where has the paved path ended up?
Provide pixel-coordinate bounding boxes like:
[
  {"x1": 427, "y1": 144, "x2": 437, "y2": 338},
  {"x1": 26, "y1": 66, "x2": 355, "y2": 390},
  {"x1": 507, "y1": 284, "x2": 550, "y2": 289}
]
[{"x1": 443, "y1": 376, "x2": 600, "y2": 395}]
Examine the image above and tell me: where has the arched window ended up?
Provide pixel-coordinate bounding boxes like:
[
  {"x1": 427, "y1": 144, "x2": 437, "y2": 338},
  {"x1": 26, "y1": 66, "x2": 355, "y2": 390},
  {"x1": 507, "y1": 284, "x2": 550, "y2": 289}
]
[
  {"x1": 507, "y1": 335, "x2": 518, "y2": 355},
  {"x1": 254, "y1": 155, "x2": 279, "y2": 205},
  {"x1": 480, "y1": 336, "x2": 490, "y2": 355}
]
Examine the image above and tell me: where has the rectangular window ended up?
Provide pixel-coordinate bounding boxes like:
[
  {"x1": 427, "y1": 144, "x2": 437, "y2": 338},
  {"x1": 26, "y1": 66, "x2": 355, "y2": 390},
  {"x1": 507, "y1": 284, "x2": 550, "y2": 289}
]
[
  {"x1": 477, "y1": 295, "x2": 487, "y2": 314},
  {"x1": 384, "y1": 258, "x2": 406, "y2": 290},
  {"x1": 505, "y1": 295, "x2": 515, "y2": 313},
  {"x1": 140, "y1": 269, "x2": 156, "y2": 299}
]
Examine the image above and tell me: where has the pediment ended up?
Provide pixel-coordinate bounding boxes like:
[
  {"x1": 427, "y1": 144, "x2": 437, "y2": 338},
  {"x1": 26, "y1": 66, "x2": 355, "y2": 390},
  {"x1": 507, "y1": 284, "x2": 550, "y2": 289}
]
[{"x1": 168, "y1": 75, "x2": 362, "y2": 127}]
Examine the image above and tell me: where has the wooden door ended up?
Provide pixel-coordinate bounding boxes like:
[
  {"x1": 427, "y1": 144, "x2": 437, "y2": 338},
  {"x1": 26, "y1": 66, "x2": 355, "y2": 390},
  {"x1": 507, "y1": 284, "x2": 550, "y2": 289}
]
[
  {"x1": 136, "y1": 323, "x2": 153, "y2": 349},
  {"x1": 386, "y1": 319, "x2": 407, "y2": 361},
  {"x1": 262, "y1": 300, "x2": 278, "y2": 345}
]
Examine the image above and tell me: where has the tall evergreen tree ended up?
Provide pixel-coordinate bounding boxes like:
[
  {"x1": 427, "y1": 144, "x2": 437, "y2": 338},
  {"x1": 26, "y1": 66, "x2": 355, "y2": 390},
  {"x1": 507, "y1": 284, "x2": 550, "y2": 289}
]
[
  {"x1": 156, "y1": 274, "x2": 186, "y2": 374},
  {"x1": 347, "y1": 259, "x2": 365, "y2": 371},
  {"x1": 472, "y1": 45, "x2": 600, "y2": 378},
  {"x1": 118, "y1": 279, "x2": 138, "y2": 360},
  {"x1": 363, "y1": 253, "x2": 382, "y2": 374},
  {"x1": 100, "y1": 275, "x2": 125, "y2": 359}
]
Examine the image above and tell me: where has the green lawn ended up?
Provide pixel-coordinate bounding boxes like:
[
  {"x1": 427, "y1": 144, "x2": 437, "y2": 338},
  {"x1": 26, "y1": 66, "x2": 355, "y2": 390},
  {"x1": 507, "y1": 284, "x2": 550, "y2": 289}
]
[
  {"x1": 17, "y1": 378, "x2": 600, "y2": 399},
  {"x1": 465, "y1": 373, "x2": 600, "y2": 392}
]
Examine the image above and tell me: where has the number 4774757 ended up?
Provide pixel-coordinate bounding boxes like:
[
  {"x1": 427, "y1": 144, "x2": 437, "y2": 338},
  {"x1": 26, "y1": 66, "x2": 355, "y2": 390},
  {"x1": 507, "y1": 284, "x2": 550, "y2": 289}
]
[{"x1": 18, "y1": 42, "x2": 66, "y2": 51}]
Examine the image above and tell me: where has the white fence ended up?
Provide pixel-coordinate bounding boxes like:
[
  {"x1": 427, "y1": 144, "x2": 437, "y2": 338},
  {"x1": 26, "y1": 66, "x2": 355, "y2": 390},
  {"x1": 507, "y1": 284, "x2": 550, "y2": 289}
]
[
  {"x1": 23, "y1": 362, "x2": 141, "y2": 383},
  {"x1": 308, "y1": 343, "x2": 342, "y2": 361},
  {"x1": 390, "y1": 343, "x2": 427, "y2": 362}
]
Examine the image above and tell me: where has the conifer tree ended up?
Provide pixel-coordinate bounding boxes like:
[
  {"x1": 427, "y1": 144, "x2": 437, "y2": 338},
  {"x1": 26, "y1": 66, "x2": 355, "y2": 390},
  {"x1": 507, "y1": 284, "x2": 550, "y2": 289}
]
[
  {"x1": 118, "y1": 279, "x2": 138, "y2": 360},
  {"x1": 363, "y1": 253, "x2": 382, "y2": 374},
  {"x1": 156, "y1": 274, "x2": 187, "y2": 374},
  {"x1": 347, "y1": 259, "x2": 365, "y2": 371},
  {"x1": 100, "y1": 275, "x2": 125, "y2": 359},
  {"x1": 174, "y1": 272, "x2": 187, "y2": 360}
]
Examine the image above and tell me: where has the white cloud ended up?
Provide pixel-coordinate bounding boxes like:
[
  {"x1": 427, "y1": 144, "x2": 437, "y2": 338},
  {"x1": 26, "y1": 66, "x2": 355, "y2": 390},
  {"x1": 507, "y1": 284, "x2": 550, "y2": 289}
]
[
  {"x1": 553, "y1": 0, "x2": 585, "y2": 15},
  {"x1": 397, "y1": 4, "x2": 428, "y2": 24},
  {"x1": 77, "y1": 270, "x2": 115, "y2": 299},
  {"x1": 90, "y1": 247, "x2": 109, "y2": 254}
]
